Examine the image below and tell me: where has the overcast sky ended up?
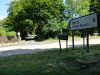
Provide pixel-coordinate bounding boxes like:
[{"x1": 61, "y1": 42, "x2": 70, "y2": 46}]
[{"x1": 0, "y1": 0, "x2": 11, "y2": 20}]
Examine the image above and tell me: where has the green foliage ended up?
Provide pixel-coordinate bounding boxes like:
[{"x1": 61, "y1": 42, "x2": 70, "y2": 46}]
[
  {"x1": 0, "y1": 45, "x2": 100, "y2": 75},
  {"x1": 65, "y1": 0, "x2": 91, "y2": 36},
  {"x1": 43, "y1": 18, "x2": 61, "y2": 32},
  {"x1": 65, "y1": 0, "x2": 90, "y2": 17},
  {"x1": 6, "y1": 31, "x2": 16, "y2": 37},
  {"x1": 0, "y1": 20, "x2": 16, "y2": 37},
  {"x1": 22, "y1": 19, "x2": 34, "y2": 34},
  {"x1": 76, "y1": 0, "x2": 90, "y2": 16},
  {"x1": 3, "y1": 18, "x2": 14, "y2": 31},
  {"x1": 90, "y1": 0, "x2": 100, "y2": 35},
  {"x1": 41, "y1": 19, "x2": 68, "y2": 39},
  {"x1": 0, "y1": 18, "x2": 14, "y2": 33},
  {"x1": 0, "y1": 28, "x2": 6, "y2": 36},
  {"x1": 90, "y1": 0, "x2": 100, "y2": 13},
  {"x1": 8, "y1": 0, "x2": 65, "y2": 39}
]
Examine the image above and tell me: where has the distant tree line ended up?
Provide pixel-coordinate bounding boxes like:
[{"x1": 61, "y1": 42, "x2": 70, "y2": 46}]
[
  {"x1": 0, "y1": 0, "x2": 100, "y2": 41},
  {"x1": 6, "y1": 0, "x2": 66, "y2": 40}
]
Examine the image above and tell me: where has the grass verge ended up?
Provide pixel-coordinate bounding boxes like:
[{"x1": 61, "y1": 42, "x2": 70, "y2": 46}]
[{"x1": 0, "y1": 45, "x2": 100, "y2": 75}]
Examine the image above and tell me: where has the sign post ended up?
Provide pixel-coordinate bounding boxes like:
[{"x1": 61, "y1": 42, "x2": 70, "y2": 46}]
[
  {"x1": 83, "y1": 35, "x2": 85, "y2": 49},
  {"x1": 59, "y1": 39, "x2": 62, "y2": 51},
  {"x1": 69, "y1": 13, "x2": 99, "y2": 52},
  {"x1": 86, "y1": 29, "x2": 89, "y2": 52},
  {"x1": 72, "y1": 31, "x2": 75, "y2": 50},
  {"x1": 58, "y1": 35, "x2": 68, "y2": 51},
  {"x1": 81, "y1": 29, "x2": 87, "y2": 49}
]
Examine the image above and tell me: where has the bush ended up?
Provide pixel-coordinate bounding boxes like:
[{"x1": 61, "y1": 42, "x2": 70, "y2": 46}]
[
  {"x1": 0, "y1": 28, "x2": 6, "y2": 36},
  {"x1": 6, "y1": 31, "x2": 17, "y2": 42},
  {"x1": 0, "y1": 36, "x2": 8, "y2": 43},
  {"x1": 6, "y1": 31, "x2": 16, "y2": 37}
]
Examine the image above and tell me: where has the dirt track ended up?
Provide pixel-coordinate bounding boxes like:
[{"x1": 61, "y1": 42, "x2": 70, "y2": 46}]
[{"x1": 0, "y1": 38, "x2": 100, "y2": 57}]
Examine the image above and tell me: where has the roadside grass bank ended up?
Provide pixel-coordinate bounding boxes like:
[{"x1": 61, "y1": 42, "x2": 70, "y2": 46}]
[
  {"x1": 0, "y1": 40, "x2": 25, "y2": 47},
  {"x1": 43, "y1": 35, "x2": 100, "y2": 43},
  {"x1": 0, "y1": 45, "x2": 100, "y2": 75},
  {"x1": 0, "y1": 35, "x2": 99, "y2": 47}
]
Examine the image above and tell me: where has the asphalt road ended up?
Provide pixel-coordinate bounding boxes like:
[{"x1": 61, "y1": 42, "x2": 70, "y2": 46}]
[{"x1": 0, "y1": 38, "x2": 100, "y2": 57}]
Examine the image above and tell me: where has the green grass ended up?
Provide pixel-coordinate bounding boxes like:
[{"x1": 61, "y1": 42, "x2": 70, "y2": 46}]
[
  {"x1": 0, "y1": 45, "x2": 100, "y2": 75},
  {"x1": 44, "y1": 35, "x2": 100, "y2": 43},
  {"x1": 89, "y1": 35, "x2": 100, "y2": 39}
]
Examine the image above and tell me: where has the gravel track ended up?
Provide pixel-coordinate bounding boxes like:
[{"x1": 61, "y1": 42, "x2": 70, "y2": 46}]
[{"x1": 0, "y1": 38, "x2": 100, "y2": 57}]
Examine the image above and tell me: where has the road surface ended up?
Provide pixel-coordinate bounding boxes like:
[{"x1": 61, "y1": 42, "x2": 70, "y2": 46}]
[{"x1": 0, "y1": 38, "x2": 100, "y2": 57}]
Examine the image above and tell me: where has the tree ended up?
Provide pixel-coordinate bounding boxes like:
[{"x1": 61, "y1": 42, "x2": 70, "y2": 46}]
[
  {"x1": 90, "y1": 0, "x2": 100, "y2": 13},
  {"x1": 1, "y1": 18, "x2": 14, "y2": 31},
  {"x1": 90, "y1": 0, "x2": 100, "y2": 35},
  {"x1": 76, "y1": 0, "x2": 90, "y2": 16},
  {"x1": 64, "y1": 0, "x2": 91, "y2": 36},
  {"x1": 22, "y1": 19, "x2": 34, "y2": 34},
  {"x1": 65, "y1": 0, "x2": 90, "y2": 18},
  {"x1": 8, "y1": 0, "x2": 65, "y2": 39}
]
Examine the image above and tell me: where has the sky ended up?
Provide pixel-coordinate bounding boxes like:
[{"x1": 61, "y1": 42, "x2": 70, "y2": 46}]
[{"x1": 0, "y1": 0, "x2": 11, "y2": 20}]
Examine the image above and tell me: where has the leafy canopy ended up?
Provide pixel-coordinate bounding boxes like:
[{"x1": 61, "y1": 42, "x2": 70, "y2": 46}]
[{"x1": 8, "y1": 0, "x2": 66, "y2": 39}]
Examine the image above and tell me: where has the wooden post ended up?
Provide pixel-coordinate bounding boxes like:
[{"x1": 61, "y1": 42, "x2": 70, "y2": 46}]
[
  {"x1": 83, "y1": 36, "x2": 85, "y2": 49},
  {"x1": 59, "y1": 39, "x2": 62, "y2": 51},
  {"x1": 66, "y1": 40, "x2": 68, "y2": 48},
  {"x1": 86, "y1": 29, "x2": 89, "y2": 53},
  {"x1": 72, "y1": 31, "x2": 75, "y2": 50}
]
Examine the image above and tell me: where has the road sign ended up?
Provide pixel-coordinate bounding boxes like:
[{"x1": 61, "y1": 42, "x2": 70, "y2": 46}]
[
  {"x1": 57, "y1": 35, "x2": 68, "y2": 51},
  {"x1": 58, "y1": 35, "x2": 68, "y2": 40},
  {"x1": 69, "y1": 13, "x2": 100, "y2": 53},
  {"x1": 69, "y1": 13, "x2": 98, "y2": 30}
]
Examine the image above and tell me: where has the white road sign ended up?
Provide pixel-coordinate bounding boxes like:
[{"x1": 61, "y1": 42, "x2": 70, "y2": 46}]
[{"x1": 69, "y1": 13, "x2": 98, "y2": 30}]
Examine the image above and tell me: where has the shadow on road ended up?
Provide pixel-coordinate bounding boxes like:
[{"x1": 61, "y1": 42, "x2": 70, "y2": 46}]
[
  {"x1": 0, "y1": 48, "x2": 59, "y2": 57},
  {"x1": 0, "y1": 44, "x2": 99, "y2": 57}
]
